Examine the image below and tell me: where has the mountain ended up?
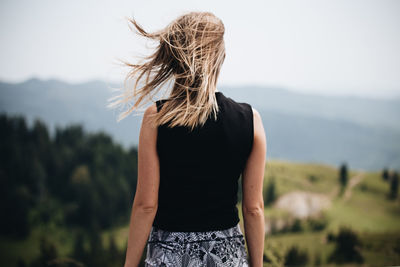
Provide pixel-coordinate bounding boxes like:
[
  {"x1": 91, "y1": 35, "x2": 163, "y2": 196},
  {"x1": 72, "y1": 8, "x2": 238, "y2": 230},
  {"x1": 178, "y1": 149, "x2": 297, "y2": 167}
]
[
  {"x1": 0, "y1": 78, "x2": 142, "y2": 151},
  {"x1": 1, "y1": 78, "x2": 399, "y2": 170},
  {"x1": 219, "y1": 86, "x2": 400, "y2": 171},
  {"x1": 224, "y1": 86, "x2": 400, "y2": 132}
]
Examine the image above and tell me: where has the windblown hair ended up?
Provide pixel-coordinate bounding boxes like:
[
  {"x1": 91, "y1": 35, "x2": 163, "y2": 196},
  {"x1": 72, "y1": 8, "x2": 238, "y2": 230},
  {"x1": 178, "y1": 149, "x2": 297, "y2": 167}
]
[{"x1": 107, "y1": 11, "x2": 226, "y2": 131}]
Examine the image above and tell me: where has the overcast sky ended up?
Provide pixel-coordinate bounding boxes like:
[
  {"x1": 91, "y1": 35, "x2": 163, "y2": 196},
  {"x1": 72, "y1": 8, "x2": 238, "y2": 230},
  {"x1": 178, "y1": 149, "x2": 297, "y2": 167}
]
[{"x1": 1, "y1": 0, "x2": 399, "y2": 98}]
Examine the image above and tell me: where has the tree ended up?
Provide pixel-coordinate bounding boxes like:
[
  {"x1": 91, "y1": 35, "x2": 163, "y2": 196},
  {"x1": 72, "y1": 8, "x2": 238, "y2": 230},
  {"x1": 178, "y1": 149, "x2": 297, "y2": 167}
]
[
  {"x1": 87, "y1": 222, "x2": 105, "y2": 267},
  {"x1": 327, "y1": 226, "x2": 363, "y2": 264},
  {"x1": 264, "y1": 177, "x2": 276, "y2": 206},
  {"x1": 72, "y1": 231, "x2": 86, "y2": 262},
  {"x1": 0, "y1": 115, "x2": 34, "y2": 238},
  {"x1": 290, "y1": 219, "x2": 303, "y2": 232},
  {"x1": 389, "y1": 171, "x2": 399, "y2": 200},
  {"x1": 284, "y1": 245, "x2": 309, "y2": 266},
  {"x1": 382, "y1": 167, "x2": 390, "y2": 181},
  {"x1": 108, "y1": 234, "x2": 120, "y2": 263},
  {"x1": 339, "y1": 163, "x2": 348, "y2": 194}
]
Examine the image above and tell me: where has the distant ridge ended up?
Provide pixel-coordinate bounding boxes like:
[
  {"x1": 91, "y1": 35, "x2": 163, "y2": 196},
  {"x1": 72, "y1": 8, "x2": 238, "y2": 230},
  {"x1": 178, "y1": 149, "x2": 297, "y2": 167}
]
[{"x1": 1, "y1": 77, "x2": 399, "y2": 170}]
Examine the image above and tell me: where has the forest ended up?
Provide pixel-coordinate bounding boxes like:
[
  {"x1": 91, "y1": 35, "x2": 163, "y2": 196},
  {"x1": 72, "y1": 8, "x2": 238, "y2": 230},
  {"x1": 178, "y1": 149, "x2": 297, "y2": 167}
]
[
  {"x1": 1, "y1": 113, "x2": 138, "y2": 266},
  {"x1": 1, "y1": 112, "x2": 399, "y2": 267}
]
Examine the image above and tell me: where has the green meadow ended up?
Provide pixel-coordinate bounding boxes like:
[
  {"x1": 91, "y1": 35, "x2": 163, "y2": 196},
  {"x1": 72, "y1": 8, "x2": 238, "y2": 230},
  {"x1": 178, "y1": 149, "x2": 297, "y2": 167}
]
[
  {"x1": 2, "y1": 159, "x2": 399, "y2": 267},
  {"x1": 254, "y1": 160, "x2": 400, "y2": 266}
]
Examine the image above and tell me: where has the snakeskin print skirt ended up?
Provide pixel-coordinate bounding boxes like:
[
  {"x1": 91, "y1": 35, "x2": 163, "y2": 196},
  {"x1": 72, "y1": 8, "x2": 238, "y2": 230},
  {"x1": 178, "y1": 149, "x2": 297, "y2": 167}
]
[{"x1": 144, "y1": 223, "x2": 249, "y2": 267}]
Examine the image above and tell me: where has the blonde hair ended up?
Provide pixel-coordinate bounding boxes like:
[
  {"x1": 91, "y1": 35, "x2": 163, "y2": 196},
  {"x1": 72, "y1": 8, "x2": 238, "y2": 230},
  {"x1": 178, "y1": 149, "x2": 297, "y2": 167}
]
[{"x1": 107, "y1": 11, "x2": 226, "y2": 131}]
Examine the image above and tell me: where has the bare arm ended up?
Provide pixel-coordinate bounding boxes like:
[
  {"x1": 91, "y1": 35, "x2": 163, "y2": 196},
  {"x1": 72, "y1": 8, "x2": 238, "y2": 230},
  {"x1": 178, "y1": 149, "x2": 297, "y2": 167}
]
[
  {"x1": 124, "y1": 104, "x2": 159, "y2": 267},
  {"x1": 242, "y1": 108, "x2": 266, "y2": 267}
]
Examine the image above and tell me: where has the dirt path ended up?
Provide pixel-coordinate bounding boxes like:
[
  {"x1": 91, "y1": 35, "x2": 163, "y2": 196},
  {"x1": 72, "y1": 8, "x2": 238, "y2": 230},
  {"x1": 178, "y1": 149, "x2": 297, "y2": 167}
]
[
  {"x1": 343, "y1": 171, "x2": 365, "y2": 201},
  {"x1": 327, "y1": 171, "x2": 365, "y2": 201}
]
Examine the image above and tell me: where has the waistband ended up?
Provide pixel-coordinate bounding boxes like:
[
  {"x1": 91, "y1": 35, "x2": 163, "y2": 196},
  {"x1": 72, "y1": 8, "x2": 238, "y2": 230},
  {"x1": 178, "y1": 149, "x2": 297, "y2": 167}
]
[{"x1": 147, "y1": 223, "x2": 244, "y2": 245}]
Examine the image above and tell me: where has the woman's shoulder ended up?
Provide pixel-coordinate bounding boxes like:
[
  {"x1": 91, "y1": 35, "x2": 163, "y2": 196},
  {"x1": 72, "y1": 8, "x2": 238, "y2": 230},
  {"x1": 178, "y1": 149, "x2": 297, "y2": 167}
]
[
  {"x1": 144, "y1": 103, "x2": 158, "y2": 116},
  {"x1": 142, "y1": 104, "x2": 158, "y2": 126},
  {"x1": 251, "y1": 107, "x2": 260, "y2": 121}
]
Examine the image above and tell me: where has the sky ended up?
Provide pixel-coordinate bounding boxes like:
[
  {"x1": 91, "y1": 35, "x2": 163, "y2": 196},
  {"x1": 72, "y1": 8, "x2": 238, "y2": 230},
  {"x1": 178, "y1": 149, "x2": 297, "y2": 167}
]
[{"x1": 1, "y1": 0, "x2": 399, "y2": 99}]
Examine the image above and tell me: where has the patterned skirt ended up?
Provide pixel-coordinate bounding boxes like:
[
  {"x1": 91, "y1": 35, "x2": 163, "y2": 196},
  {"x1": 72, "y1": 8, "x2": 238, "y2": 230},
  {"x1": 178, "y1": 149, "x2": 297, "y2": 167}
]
[{"x1": 144, "y1": 223, "x2": 249, "y2": 267}]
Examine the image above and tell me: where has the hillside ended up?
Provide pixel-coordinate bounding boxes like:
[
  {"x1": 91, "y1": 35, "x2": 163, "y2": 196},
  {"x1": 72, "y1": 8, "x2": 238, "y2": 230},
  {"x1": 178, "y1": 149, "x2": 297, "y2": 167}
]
[
  {"x1": 1, "y1": 78, "x2": 399, "y2": 170},
  {"x1": 260, "y1": 160, "x2": 400, "y2": 266},
  {"x1": 2, "y1": 159, "x2": 398, "y2": 266}
]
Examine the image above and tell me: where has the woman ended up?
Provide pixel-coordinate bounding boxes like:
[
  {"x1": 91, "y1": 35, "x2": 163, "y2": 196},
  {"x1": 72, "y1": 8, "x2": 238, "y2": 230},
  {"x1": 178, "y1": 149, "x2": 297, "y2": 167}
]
[{"x1": 109, "y1": 11, "x2": 266, "y2": 267}]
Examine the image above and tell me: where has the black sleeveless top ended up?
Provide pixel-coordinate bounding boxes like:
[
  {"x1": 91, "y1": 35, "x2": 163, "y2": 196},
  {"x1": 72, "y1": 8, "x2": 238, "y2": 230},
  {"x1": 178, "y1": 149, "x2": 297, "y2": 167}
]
[{"x1": 153, "y1": 91, "x2": 254, "y2": 232}]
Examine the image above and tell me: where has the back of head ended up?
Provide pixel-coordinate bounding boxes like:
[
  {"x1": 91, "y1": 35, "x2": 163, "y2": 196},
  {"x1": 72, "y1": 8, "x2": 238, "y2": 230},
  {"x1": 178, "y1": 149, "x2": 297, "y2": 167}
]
[{"x1": 108, "y1": 11, "x2": 226, "y2": 131}]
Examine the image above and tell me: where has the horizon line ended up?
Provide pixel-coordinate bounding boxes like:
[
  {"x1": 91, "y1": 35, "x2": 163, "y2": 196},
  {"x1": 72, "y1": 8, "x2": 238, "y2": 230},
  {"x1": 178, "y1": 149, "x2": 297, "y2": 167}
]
[{"x1": 1, "y1": 75, "x2": 399, "y2": 101}]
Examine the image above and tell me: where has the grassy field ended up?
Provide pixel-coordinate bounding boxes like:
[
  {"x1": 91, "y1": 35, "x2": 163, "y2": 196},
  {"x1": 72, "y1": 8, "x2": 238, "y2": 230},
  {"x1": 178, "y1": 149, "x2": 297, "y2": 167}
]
[
  {"x1": 258, "y1": 160, "x2": 400, "y2": 266},
  {"x1": 1, "y1": 159, "x2": 399, "y2": 266}
]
